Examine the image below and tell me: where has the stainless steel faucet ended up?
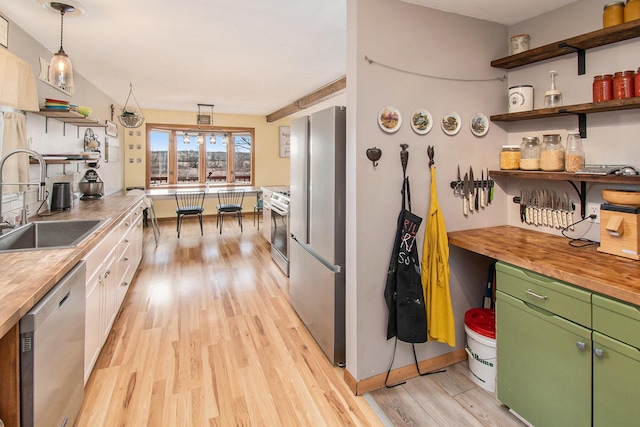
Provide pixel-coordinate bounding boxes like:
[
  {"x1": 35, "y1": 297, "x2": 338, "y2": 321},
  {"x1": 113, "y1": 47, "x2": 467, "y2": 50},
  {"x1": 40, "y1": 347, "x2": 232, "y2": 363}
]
[{"x1": 0, "y1": 148, "x2": 47, "y2": 231}]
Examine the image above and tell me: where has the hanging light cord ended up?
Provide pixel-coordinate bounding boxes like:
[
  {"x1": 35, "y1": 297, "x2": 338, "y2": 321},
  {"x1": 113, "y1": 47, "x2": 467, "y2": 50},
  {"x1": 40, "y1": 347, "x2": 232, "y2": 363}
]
[
  {"x1": 59, "y1": 8, "x2": 65, "y2": 50},
  {"x1": 364, "y1": 55, "x2": 506, "y2": 82}
]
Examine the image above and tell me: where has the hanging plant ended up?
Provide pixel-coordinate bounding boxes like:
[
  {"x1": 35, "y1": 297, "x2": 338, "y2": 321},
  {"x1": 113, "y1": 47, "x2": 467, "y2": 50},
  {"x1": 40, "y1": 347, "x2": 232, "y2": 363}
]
[{"x1": 118, "y1": 82, "x2": 145, "y2": 128}]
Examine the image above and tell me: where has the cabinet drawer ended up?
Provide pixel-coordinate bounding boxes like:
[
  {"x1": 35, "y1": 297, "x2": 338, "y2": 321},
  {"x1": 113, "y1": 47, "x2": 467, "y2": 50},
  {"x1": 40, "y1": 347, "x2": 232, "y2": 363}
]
[
  {"x1": 496, "y1": 262, "x2": 592, "y2": 328},
  {"x1": 83, "y1": 227, "x2": 117, "y2": 283},
  {"x1": 593, "y1": 294, "x2": 640, "y2": 348}
]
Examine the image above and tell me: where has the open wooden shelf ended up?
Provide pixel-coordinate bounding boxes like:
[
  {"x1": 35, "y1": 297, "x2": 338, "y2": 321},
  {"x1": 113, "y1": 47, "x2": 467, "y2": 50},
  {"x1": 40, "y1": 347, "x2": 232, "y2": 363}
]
[
  {"x1": 490, "y1": 97, "x2": 640, "y2": 122},
  {"x1": 33, "y1": 110, "x2": 106, "y2": 127},
  {"x1": 491, "y1": 19, "x2": 640, "y2": 70},
  {"x1": 489, "y1": 169, "x2": 640, "y2": 185}
]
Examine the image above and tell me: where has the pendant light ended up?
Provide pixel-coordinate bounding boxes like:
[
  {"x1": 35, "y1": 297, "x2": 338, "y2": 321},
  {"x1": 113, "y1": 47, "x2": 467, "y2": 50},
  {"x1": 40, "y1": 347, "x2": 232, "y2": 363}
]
[{"x1": 48, "y1": 2, "x2": 75, "y2": 92}]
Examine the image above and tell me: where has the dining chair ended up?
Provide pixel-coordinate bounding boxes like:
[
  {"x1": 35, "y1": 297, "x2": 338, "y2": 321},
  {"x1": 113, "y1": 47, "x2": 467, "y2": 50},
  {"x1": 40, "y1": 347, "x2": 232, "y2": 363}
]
[
  {"x1": 253, "y1": 191, "x2": 263, "y2": 229},
  {"x1": 216, "y1": 189, "x2": 245, "y2": 234},
  {"x1": 127, "y1": 188, "x2": 160, "y2": 245},
  {"x1": 174, "y1": 190, "x2": 205, "y2": 238}
]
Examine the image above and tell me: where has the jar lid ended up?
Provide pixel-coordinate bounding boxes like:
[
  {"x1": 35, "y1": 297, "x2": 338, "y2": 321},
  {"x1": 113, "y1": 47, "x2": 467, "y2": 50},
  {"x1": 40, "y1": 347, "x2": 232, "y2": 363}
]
[
  {"x1": 522, "y1": 136, "x2": 539, "y2": 142},
  {"x1": 502, "y1": 145, "x2": 520, "y2": 149},
  {"x1": 509, "y1": 85, "x2": 533, "y2": 89},
  {"x1": 604, "y1": 2, "x2": 624, "y2": 9}
]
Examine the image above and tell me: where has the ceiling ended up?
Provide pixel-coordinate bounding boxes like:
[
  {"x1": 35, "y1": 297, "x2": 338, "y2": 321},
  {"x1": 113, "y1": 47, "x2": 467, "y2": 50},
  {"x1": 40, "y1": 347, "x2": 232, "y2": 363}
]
[{"x1": 0, "y1": 0, "x2": 577, "y2": 117}]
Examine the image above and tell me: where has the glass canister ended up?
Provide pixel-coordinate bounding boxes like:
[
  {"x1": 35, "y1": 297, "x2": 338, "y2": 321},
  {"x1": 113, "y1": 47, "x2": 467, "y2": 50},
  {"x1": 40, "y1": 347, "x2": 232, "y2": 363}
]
[
  {"x1": 613, "y1": 70, "x2": 635, "y2": 99},
  {"x1": 519, "y1": 136, "x2": 541, "y2": 170},
  {"x1": 500, "y1": 145, "x2": 521, "y2": 170},
  {"x1": 602, "y1": 1, "x2": 624, "y2": 28},
  {"x1": 625, "y1": 0, "x2": 640, "y2": 22},
  {"x1": 593, "y1": 74, "x2": 614, "y2": 102},
  {"x1": 603, "y1": 2, "x2": 625, "y2": 27},
  {"x1": 540, "y1": 134, "x2": 564, "y2": 171},
  {"x1": 565, "y1": 132, "x2": 585, "y2": 173}
]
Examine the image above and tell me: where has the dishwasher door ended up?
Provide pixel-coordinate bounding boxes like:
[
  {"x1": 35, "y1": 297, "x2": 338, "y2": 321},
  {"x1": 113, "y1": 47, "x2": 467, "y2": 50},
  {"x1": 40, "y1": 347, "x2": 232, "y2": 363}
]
[{"x1": 20, "y1": 261, "x2": 86, "y2": 427}]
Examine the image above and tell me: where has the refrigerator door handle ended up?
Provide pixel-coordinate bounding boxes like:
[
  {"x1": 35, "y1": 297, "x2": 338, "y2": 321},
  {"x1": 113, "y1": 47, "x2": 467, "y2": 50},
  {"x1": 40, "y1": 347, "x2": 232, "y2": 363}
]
[{"x1": 292, "y1": 236, "x2": 341, "y2": 273}]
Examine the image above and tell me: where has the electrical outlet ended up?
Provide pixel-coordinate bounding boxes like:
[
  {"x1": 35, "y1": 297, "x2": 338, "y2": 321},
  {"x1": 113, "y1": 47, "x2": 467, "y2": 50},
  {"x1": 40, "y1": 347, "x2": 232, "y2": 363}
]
[{"x1": 587, "y1": 202, "x2": 600, "y2": 223}]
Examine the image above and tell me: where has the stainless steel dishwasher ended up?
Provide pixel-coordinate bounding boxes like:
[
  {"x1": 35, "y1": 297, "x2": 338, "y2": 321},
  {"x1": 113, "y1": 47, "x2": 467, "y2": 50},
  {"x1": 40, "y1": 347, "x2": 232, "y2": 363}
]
[{"x1": 20, "y1": 261, "x2": 86, "y2": 427}]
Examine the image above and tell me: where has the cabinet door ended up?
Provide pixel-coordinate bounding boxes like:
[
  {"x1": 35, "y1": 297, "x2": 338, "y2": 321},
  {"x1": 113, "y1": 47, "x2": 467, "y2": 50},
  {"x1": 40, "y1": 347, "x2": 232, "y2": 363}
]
[
  {"x1": 102, "y1": 250, "x2": 118, "y2": 343},
  {"x1": 593, "y1": 332, "x2": 640, "y2": 426},
  {"x1": 84, "y1": 275, "x2": 102, "y2": 384},
  {"x1": 497, "y1": 291, "x2": 591, "y2": 427}
]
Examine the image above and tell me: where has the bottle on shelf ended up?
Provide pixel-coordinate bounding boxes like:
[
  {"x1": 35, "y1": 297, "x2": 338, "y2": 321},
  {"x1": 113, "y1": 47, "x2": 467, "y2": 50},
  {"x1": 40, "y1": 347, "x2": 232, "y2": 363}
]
[
  {"x1": 544, "y1": 71, "x2": 562, "y2": 108},
  {"x1": 565, "y1": 132, "x2": 585, "y2": 173}
]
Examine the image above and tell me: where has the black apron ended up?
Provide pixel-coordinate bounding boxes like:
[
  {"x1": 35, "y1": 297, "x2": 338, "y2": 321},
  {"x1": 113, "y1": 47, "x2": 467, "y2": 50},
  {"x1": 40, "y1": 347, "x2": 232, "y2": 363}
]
[{"x1": 384, "y1": 176, "x2": 427, "y2": 344}]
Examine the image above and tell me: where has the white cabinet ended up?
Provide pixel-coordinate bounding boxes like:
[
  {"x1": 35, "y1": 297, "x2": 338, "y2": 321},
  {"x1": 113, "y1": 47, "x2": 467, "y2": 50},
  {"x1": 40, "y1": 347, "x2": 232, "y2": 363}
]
[
  {"x1": 83, "y1": 200, "x2": 145, "y2": 383},
  {"x1": 83, "y1": 227, "x2": 117, "y2": 383}
]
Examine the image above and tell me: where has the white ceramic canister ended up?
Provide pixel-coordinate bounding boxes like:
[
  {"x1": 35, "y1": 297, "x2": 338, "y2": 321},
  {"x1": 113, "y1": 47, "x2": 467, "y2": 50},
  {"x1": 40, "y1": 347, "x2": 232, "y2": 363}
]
[
  {"x1": 508, "y1": 85, "x2": 534, "y2": 113},
  {"x1": 511, "y1": 34, "x2": 530, "y2": 54}
]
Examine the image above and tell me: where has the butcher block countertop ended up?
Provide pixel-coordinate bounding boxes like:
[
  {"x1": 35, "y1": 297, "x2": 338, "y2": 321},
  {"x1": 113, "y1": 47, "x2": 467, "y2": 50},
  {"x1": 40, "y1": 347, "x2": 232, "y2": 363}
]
[
  {"x1": 448, "y1": 226, "x2": 640, "y2": 306},
  {"x1": 0, "y1": 192, "x2": 143, "y2": 339}
]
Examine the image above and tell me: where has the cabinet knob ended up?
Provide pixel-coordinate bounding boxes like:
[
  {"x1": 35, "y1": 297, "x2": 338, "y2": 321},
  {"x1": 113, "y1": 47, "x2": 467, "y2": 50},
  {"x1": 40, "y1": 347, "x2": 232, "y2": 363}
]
[
  {"x1": 123, "y1": 257, "x2": 129, "y2": 262},
  {"x1": 576, "y1": 341, "x2": 586, "y2": 351},
  {"x1": 594, "y1": 348, "x2": 604, "y2": 358},
  {"x1": 125, "y1": 222, "x2": 130, "y2": 227}
]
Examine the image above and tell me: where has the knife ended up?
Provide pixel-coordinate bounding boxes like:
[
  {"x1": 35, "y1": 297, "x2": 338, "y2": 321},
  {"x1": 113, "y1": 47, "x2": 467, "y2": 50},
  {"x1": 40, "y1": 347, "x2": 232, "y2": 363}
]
[
  {"x1": 519, "y1": 188, "x2": 525, "y2": 222},
  {"x1": 525, "y1": 189, "x2": 532, "y2": 224},
  {"x1": 469, "y1": 167, "x2": 474, "y2": 212},
  {"x1": 561, "y1": 192, "x2": 569, "y2": 229},
  {"x1": 487, "y1": 168, "x2": 493, "y2": 205},
  {"x1": 480, "y1": 170, "x2": 485, "y2": 208},
  {"x1": 546, "y1": 190, "x2": 554, "y2": 227},
  {"x1": 455, "y1": 165, "x2": 462, "y2": 197},
  {"x1": 463, "y1": 172, "x2": 470, "y2": 216}
]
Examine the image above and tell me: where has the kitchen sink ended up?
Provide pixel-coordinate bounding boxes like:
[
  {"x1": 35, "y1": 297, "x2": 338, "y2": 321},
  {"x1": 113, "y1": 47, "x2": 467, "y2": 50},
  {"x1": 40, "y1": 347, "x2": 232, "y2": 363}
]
[{"x1": 0, "y1": 219, "x2": 106, "y2": 252}]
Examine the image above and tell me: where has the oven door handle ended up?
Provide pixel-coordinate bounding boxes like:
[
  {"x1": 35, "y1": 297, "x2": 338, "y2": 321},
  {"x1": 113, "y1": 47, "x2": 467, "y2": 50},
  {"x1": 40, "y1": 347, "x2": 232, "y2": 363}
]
[{"x1": 270, "y1": 204, "x2": 288, "y2": 216}]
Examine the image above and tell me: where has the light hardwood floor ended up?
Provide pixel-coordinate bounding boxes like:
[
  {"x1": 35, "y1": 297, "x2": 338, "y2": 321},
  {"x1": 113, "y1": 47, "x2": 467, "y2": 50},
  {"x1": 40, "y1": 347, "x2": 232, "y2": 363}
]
[{"x1": 75, "y1": 215, "x2": 523, "y2": 426}]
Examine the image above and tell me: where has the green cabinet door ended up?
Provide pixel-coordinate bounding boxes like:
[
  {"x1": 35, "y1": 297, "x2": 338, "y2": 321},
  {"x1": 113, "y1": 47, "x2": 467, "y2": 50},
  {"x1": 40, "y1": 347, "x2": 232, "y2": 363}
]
[
  {"x1": 593, "y1": 331, "x2": 640, "y2": 426},
  {"x1": 497, "y1": 291, "x2": 592, "y2": 427}
]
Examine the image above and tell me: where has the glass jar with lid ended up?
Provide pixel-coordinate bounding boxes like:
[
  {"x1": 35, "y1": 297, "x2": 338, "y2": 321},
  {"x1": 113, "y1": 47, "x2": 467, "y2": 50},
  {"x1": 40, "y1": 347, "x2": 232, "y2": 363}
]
[
  {"x1": 603, "y1": 2, "x2": 625, "y2": 27},
  {"x1": 625, "y1": 0, "x2": 640, "y2": 22},
  {"x1": 540, "y1": 134, "x2": 564, "y2": 171},
  {"x1": 613, "y1": 70, "x2": 635, "y2": 99},
  {"x1": 565, "y1": 132, "x2": 585, "y2": 173},
  {"x1": 500, "y1": 145, "x2": 521, "y2": 170},
  {"x1": 519, "y1": 136, "x2": 541, "y2": 170}
]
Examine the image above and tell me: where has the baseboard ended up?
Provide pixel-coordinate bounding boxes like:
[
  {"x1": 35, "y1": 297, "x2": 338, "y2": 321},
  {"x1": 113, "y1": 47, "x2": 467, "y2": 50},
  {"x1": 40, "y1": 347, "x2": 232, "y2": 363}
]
[{"x1": 344, "y1": 348, "x2": 467, "y2": 395}]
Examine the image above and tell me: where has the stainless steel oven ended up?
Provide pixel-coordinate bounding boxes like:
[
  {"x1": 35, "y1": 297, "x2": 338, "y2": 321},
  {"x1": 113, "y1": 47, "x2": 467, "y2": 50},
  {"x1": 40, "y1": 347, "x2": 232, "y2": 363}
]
[{"x1": 270, "y1": 191, "x2": 290, "y2": 276}]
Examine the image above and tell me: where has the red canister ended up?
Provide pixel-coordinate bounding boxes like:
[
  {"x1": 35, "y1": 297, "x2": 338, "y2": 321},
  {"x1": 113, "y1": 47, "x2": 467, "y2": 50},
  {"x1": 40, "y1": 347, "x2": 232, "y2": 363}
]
[
  {"x1": 613, "y1": 70, "x2": 635, "y2": 99},
  {"x1": 635, "y1": 68, "x2": 640, "y2": 97},
  {"x1": 593, "y1": 74, "x2": 614, "y2": 102}
]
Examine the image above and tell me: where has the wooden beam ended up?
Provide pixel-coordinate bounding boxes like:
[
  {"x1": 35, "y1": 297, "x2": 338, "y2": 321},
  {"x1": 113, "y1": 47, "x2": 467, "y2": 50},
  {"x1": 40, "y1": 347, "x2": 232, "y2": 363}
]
[{"x1": 266, "y1": 76, "x2": 346, "y2": 122}]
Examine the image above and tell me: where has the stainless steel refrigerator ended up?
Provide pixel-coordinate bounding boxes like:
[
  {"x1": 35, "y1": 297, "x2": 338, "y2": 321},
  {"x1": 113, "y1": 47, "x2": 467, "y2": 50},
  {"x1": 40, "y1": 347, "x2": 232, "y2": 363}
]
[{"x1": 289, "y1": 106, "x2": 346, "y2": 365}]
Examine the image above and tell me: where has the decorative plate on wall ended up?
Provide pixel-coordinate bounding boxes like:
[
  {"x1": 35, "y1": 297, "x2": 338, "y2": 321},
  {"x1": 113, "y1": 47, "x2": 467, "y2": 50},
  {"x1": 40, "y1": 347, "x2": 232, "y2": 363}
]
[
  {"x1": 441, "y1": 112, "x2": 461, "y2": 136},
  {"x1": 470, "y1": 113, "x2": 489, "y2": 137},
  {"x1": 378, "y1": 106, "x2": 402, "y2": 133},
  {"x1": 410, "y1": 109, "x2": 433, "y2": 135}
]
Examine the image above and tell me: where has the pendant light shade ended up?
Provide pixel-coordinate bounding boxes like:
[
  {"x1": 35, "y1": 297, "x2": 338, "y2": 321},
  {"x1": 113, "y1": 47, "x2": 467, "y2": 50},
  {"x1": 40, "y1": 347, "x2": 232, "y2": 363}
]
[{"x1": 48, "y1": 2, "x2": 75, "y2": 92}]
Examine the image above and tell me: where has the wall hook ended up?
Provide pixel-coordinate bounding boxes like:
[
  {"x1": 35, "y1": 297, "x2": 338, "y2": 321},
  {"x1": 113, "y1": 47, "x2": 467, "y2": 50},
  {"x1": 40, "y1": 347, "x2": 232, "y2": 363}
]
[{"x1": 366, "y1": 147, "x2": 382, "y2": 167}]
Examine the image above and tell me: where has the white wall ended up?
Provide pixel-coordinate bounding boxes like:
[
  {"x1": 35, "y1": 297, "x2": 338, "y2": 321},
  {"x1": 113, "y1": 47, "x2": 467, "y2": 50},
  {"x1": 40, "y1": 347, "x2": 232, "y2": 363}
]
[
  {"x1": 346, "y1": 0, "x2": 640, "y2": 384},
  {"x1": 346, "y1": 0, "x2": 508, "y2": 381}
]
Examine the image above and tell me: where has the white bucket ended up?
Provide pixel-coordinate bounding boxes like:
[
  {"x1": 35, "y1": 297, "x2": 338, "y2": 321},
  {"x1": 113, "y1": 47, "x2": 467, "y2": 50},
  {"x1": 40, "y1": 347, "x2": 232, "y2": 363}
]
[{"x1": 465, "y1": 324, "x2": 497, "y2": 393}]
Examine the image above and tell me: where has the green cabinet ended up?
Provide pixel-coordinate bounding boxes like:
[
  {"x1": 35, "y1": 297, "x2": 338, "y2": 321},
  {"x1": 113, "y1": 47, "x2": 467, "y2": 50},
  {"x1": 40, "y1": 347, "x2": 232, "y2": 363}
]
[
  {"x1": 496, "y1": 263, "x2": 592, "y2": 427},
  {"x1": 592, "y1": 295, "x2": 640, "y2": 426},
  {"x1": 497, "y1": 262, "x2": 640, "y2": 427}
]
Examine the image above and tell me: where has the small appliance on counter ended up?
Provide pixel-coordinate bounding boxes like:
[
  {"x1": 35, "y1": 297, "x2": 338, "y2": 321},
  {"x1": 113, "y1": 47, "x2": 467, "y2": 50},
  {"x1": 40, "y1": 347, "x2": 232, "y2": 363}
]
[
  {"x1": 51, "y1": 182, "x2": 72, "y2": 210},
  {"x1": 79, "y1": 169, "x2": 104, "y2": 200},
  {"x1": 597, "y1": 190, "x2": 640, "y2": 260}
]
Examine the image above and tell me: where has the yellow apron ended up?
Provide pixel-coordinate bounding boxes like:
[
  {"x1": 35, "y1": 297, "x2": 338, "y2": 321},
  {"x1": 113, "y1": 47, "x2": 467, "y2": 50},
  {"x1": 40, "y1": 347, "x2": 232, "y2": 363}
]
[{"x1": 421, "y1": 167, "x2": 456, "y2": 346}]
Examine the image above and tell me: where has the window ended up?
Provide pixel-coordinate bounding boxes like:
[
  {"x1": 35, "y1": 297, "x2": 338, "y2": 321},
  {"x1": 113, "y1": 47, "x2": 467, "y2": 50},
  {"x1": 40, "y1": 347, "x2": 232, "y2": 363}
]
[{"x1": 147, "y1": 125, "x2": 254, "y2": 187}]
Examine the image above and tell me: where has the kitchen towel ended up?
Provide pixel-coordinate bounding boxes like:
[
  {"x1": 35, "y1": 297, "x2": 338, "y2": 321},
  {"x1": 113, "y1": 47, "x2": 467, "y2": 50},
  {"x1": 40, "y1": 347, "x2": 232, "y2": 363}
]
[{"x1": 1, "y1": 112, "x2": 29, "y2": 194}]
